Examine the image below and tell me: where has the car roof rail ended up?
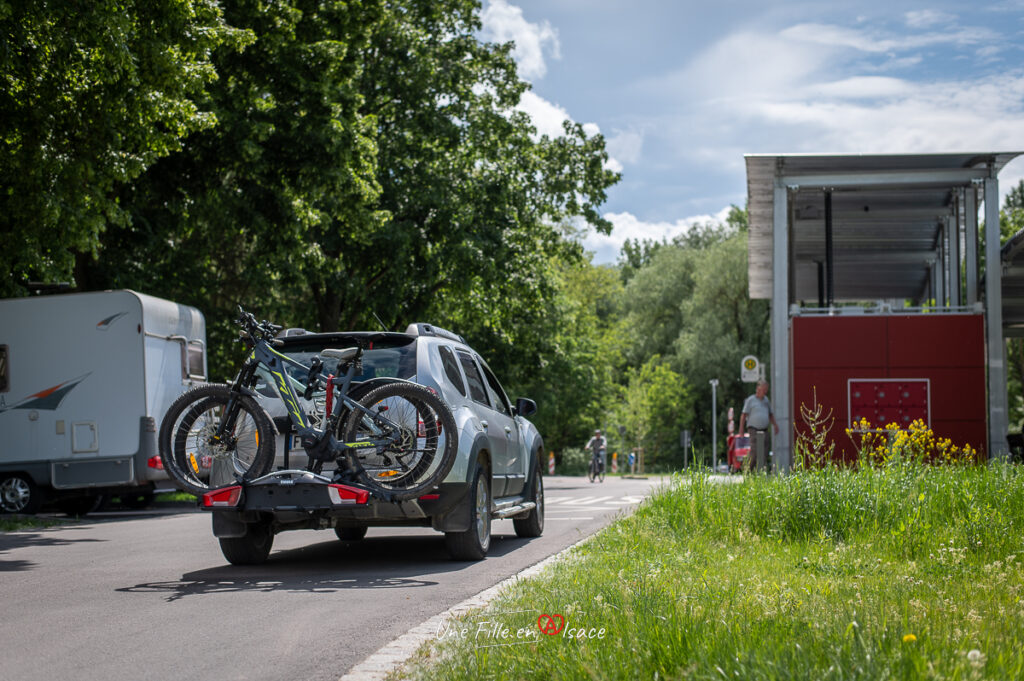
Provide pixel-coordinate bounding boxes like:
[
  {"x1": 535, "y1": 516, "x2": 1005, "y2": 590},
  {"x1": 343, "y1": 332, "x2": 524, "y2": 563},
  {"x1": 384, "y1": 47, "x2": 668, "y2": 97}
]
[{"x1": 404, "y1": 323, "x2": 465, "y2": 344}]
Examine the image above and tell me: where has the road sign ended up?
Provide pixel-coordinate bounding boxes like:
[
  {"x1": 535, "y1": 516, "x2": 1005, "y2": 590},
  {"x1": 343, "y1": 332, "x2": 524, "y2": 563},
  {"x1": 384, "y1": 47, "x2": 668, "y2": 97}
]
[{"x1": 741, "y1": 355, "x2": 761, "y2": 382}]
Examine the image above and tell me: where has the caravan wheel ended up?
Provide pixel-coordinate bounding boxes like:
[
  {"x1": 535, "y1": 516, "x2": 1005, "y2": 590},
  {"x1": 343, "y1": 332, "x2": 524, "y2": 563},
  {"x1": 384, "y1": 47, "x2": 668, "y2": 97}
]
[{"x1": 0, "y1": 474, "x2": 43, "y2": 514}]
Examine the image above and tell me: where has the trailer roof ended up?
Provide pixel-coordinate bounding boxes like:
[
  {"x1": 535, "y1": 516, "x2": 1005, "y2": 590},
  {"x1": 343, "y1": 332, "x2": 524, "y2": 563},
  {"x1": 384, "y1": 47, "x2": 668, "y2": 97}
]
[{"x1": 746, "y1": 152, "x2": 1022, "y2": 302}]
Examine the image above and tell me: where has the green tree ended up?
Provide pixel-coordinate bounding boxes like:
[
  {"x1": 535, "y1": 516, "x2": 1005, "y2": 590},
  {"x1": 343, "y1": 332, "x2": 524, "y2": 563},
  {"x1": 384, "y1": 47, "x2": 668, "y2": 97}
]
[
  {"x1": 80, "y1": 0, "x2": 618, "y2": 379},
  {"x1": 620, "y1": 246, "x2": 698, "y2": 368},
  {"x1": 618, "y1": 238, "x2": 664, "y2": 284},
  {"x1": 506, "y1": 258, "x2": 627, "y2": 453},
  {"x1": 675, "y1": 232, "x2": 770, "y2": 455},
  {"x1": 1002, "y1": 180, "x2": 1024, "y2": 431},
  {"x1": 0, "y1": 0, "x2": 251, "y2": 296},
  {"x1": 354, "y1": 0, "x2": 618, "y2": 339},
  {"x1": 617, "y1": 356, "x2": 693, "y2": 470},
  {"x1": 77, "y1": 0, "x2": 387, "y2": 377}
]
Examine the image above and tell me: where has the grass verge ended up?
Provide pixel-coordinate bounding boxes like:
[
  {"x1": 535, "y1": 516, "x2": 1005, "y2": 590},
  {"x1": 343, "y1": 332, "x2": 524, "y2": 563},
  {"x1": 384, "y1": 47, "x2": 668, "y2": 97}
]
[
  {"x1": 403, "y1": 464, "x2": 1024, "y2": 680},
  {"x1": 0, "y1": 516, "x2": 70, "y2": 532},
  {"x1": 153, "y1": 491, "x2": 196, "y2": 504}
]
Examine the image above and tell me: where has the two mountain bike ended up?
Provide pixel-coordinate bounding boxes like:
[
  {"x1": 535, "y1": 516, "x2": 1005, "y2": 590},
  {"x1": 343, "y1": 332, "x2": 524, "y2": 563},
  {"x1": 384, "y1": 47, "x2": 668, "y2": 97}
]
[{"x1": 157, "y1": 309, "x2": 457, "y2": 502}]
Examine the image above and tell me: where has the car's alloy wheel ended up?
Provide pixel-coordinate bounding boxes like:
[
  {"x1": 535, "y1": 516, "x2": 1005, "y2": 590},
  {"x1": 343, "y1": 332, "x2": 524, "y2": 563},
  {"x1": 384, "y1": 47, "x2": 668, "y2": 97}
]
[
  {"x1": 513, "y1": 464, "x2": 544, "y2": 538},
  {"x1": 445, "y1": 461, "x2": 491, "y2": 560},
  {"x1": 0, "y1": 475, "x2": 42, "y2": 514}
]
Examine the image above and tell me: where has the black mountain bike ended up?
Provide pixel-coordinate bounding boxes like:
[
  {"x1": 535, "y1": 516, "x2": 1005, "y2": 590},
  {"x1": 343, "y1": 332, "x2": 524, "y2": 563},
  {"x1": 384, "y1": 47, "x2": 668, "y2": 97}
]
[
  {"x1": 587, "y1": 450, "x2": 605, "y2": 483},
  {"x1": 158, "y1": 309, "x2": 457, "y2": 502}
]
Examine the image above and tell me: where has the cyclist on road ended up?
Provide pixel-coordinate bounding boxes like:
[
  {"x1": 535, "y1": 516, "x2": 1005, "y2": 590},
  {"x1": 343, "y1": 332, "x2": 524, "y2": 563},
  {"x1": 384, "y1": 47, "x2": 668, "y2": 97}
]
[{"x1": 586, "y1": 429, "x2": 607, "y2": 478}]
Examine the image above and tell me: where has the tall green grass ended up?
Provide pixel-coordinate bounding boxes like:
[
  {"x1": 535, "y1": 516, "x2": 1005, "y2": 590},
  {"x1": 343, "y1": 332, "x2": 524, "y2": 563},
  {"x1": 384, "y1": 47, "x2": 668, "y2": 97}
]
[{"x1": 406, "y1": 464, "x2": 1024, "y2": 681}]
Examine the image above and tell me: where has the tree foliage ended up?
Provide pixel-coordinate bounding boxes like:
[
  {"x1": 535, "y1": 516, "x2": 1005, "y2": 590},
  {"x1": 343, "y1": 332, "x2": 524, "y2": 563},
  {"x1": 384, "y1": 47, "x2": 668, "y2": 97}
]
[
  {"x1": 65, "y1": 0, "x2": 617, "y2": 379},
  {"x1": 505, "y1": 259, "x2": 626, "y2": 453},
  {"x1": 0, "y1": 0, "x2": 251, "y2": 296},
  {"x1": 617, "y1": 356, "x2": 693, "y2": 469}
]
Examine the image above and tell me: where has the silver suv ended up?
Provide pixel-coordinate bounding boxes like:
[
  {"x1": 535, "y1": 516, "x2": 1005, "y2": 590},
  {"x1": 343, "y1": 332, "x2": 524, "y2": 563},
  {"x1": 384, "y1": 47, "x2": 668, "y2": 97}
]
[{"x1": 238, "y1": 323, "x2": 545, "y2": 561}]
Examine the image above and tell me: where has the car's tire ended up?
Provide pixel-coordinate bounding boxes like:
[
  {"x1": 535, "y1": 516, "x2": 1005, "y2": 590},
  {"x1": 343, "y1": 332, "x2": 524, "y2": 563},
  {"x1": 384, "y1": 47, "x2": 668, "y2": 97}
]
[
  {"x1": 513, "y1": 462, "x2": 544, "y2": 538},
  {"x1": 0, "y1": 474, "x2": 43, "y2": 514},
  {"x1": 57, "y1": 495, "x2": 103, "y2": 517},
  {"x1": 334, "y1": 525, "x2": 368, "y2": 541},
  {"x1": 445, "y1": 460, "x2": 491, "y2": 561},
  {"x1": 159, "y1": 383, "x2": 276, "y2": 497},
  {"x1": 218, "y1": 521, "x2": 274, "y2": 565}
]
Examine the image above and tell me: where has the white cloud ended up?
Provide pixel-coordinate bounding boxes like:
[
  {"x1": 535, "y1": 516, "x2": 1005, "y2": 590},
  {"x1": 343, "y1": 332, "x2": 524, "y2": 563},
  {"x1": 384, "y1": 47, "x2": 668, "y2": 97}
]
[
  {"x1": 606, "y1": 129, "x2": 644, "y2": 165},
  {"x1": 808, "y1": 76, "x2": 914, "y2": 99},
  {"x1": 516, "y1": 90, "x2": 571, "y2": 137},
  {"x1": 780, "y1": 22, "x2": 995, "y2": 53},
  {"x1": 480, "y1": 0, "x2": 560, "y2": 80},
  {"x1": 583, "y1": 208, "x2": 734, "y2": 264},
  {"x1": 905, "y1": 10, "x2": 957, "y2": 28},
  {"x1": 513, "y1": 92, "x2": 626, "y2": 173}
]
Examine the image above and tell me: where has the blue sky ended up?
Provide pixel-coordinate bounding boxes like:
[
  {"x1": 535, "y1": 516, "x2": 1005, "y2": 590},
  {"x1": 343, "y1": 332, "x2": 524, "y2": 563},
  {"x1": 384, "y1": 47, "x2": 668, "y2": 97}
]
[{"x1": 479, "y1": 0, "x2": 1024, "y2": 263}]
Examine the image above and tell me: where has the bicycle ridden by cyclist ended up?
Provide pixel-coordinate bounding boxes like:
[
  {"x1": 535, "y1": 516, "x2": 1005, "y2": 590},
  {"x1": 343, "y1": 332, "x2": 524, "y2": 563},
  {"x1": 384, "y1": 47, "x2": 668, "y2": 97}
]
[{"x1": 585, "y1": 429, "x2": 607, "y2": 478}]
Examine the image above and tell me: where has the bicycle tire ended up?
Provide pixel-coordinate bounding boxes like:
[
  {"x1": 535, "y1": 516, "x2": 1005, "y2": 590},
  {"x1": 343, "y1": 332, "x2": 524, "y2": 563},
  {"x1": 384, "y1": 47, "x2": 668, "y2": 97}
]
[
  {"x1": 158, "y1": 384, "x2": 276, "y2": 496},
  {"x1": 588, "y1": 459, "x2": 596, "y2": 483},
  {"x1": 341, "y1": 382, "x2": 457, "y2": 501}
]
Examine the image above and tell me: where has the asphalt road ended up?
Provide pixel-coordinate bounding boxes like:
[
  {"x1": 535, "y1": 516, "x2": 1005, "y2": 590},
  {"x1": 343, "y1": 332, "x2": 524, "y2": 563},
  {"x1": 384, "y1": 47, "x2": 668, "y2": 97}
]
[{"x1": 0, "y1": 475, "x2": 664, "y2": 681}]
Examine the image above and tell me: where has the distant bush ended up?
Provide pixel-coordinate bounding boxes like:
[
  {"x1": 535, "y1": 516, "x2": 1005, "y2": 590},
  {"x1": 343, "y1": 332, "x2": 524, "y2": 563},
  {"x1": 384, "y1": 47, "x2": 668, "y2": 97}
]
[{"x1": 557, "y1": 447, "x2": 590, "y2": 476}]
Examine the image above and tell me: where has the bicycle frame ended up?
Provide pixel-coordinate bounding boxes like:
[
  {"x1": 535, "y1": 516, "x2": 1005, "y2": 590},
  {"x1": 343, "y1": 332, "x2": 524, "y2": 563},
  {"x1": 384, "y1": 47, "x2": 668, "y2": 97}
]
[{"x1": 218, "y1": 338, "x2": 400, "y2": 463}]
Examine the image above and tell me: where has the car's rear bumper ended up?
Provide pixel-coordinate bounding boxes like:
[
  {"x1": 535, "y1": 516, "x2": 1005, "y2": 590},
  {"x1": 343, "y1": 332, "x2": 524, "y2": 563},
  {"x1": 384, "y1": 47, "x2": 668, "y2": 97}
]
[{"x1": 201, "y1": 470, "x2": 469, "y2": 536}]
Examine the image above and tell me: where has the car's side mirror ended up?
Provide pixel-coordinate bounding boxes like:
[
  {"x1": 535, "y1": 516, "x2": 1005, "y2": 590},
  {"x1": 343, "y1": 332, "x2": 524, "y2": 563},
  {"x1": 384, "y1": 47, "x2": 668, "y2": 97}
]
[{"x1": 514, "y1": 397, "x2": 537, "y2": 418}]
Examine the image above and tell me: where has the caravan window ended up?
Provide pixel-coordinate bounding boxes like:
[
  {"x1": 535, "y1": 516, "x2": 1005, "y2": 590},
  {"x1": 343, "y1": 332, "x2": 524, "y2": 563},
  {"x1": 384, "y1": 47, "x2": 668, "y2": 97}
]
[
  {"x1": 184, "y1": 341, "x2": 207, "y2": 381},
  {"x1": 0, "y1": 345, "x2": 7, "y2": 392}
]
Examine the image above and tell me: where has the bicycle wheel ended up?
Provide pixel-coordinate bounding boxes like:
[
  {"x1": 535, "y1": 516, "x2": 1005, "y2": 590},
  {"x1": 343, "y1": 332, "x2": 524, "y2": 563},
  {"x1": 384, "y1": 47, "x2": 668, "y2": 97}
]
[
  {"x1": 588, "y1": 459, "x2": 596, "y2": 483},
  {"x1": 341, "y1": 382, "x2": 457, "y2": 501},
  {"x1": 158, "y1": 384, "x2": 275, "y2": 496},
  {"x1": 598, "y1": 462, "x2": 605, "y2": 483}
]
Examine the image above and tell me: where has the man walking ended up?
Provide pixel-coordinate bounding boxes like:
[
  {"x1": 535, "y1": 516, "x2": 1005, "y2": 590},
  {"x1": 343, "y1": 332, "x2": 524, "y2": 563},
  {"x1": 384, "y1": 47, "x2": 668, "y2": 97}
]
[{"x1": 738, "y1": 379, "x2": 779, "y2": 472}]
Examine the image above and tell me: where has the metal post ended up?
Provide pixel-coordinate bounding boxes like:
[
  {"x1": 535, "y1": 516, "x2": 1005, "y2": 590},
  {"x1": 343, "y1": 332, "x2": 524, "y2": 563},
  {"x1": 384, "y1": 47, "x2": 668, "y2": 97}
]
[
  {"x1": 951, "y1": 207, "x2": 962, "y2": 307},
  {"x1": 984, "y1": 176, "x2": 1009, "y2": 459},
  {"x1": 710, "y1": 379, "x2": 719, "y2": 471},
  {"x1": 817, "y1": 261, "x2": 825, "y2": 308},
  {"x1": 938, "y1": 223, "x2": 947, "y2": 308},
  {"x1": 965, "y1": 187, "x2": 979, "y2": 305},
  {"x1": 824, "y1": 190, "x2": 834, "y2": 307},
  {"x1": 772, "y1": 181, "x2": 791, "y2": 472}
]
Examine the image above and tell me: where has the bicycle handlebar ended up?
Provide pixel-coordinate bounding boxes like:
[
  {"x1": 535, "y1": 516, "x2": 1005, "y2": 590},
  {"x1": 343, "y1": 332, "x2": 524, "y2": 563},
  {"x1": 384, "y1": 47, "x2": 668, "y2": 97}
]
[{"x1": 236, "y1": 306, "x2": 283, "y2": 344}]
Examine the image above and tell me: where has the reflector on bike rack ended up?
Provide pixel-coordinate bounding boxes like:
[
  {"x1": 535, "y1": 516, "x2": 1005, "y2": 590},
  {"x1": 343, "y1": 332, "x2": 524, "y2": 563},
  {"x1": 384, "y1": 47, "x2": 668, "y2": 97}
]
[
  {"x1": 328, "y1": 484, "x2": 369, "y2": 505},
  {"x1": 202, "y1": 486, "x2": 243, "y2": 508}
]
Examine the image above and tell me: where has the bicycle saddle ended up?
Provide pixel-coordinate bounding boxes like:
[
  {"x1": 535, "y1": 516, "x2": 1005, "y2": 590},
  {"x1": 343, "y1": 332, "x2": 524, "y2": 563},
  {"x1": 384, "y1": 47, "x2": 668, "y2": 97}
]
[{"x1": 321, "y1": 347, "x2": 359, "y2": 361}]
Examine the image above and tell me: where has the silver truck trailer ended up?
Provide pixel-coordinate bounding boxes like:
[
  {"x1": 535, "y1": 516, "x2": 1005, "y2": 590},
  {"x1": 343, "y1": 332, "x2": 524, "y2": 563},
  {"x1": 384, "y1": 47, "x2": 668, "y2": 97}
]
[{"x1": 0, "y1": 290, "x2": 206, "y2": 513}]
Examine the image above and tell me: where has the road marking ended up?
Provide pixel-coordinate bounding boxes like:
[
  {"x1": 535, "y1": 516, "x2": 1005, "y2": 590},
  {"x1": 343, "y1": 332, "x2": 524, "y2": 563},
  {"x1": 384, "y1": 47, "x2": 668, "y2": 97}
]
[
  {"x1": 544, "y1": 516, "x2": 595, "y2": 520},
  {"x1": 562, "y1": 495, "x2": 614, "y2": 506}
]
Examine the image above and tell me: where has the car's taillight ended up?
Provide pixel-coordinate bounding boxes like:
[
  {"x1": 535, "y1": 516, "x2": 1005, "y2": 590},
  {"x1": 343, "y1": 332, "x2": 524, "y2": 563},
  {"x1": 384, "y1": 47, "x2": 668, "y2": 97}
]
[
  {"x1": 418, "y1": 493, "x2": 440, "y2": 501},
  {"x1": 328, "y1": 484, "x2": 369, "y2": 505},
  {"x1": 147, "y1": 455, "x2": 164, "y2": 470},
  {"x1": 417, "y1": 419, "x2": 443, "y2": 437},
  {"x1": 202, "y1": 486, "x2": 242, "y2": 508}
]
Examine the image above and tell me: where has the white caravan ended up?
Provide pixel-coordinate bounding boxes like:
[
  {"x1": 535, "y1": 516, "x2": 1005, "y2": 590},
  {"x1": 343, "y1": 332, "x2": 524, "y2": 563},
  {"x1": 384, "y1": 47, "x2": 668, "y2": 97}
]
[{"x1": 0, "y1": 290, "x2": 206, "y2": 513}]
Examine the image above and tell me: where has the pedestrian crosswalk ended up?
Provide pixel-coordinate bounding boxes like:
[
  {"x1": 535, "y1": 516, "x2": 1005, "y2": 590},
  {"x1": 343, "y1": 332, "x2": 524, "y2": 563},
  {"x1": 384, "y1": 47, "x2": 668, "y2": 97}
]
[{"x1": 544, "y1": 495, "x2": 645, "y2": 511}]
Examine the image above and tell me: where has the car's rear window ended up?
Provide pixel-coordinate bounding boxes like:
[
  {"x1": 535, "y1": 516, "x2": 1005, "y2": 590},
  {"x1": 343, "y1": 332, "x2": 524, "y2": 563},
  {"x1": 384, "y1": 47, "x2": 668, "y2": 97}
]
[
  {"x1": 735, "y1": 436, "x2": 750, "y2": 447},
  {"x1": 282, "y1": 338, "x2": 417, "y2": 383}
]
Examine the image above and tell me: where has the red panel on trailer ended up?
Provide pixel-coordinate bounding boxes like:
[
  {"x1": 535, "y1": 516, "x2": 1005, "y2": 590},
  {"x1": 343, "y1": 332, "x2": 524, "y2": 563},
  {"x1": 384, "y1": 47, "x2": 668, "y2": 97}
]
[
  {"x1": 790, "y1": 314, "x2": 987, "y2": 460},
  {"x1": 792, "y1": 316, "x2": 887, "y2": 368},
  {"x1": 926, "y1": 368, "x2": 987, "y2": 423},
  {"x1": 887, "y1": 315, "x2": 984, "y2": 368}
]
